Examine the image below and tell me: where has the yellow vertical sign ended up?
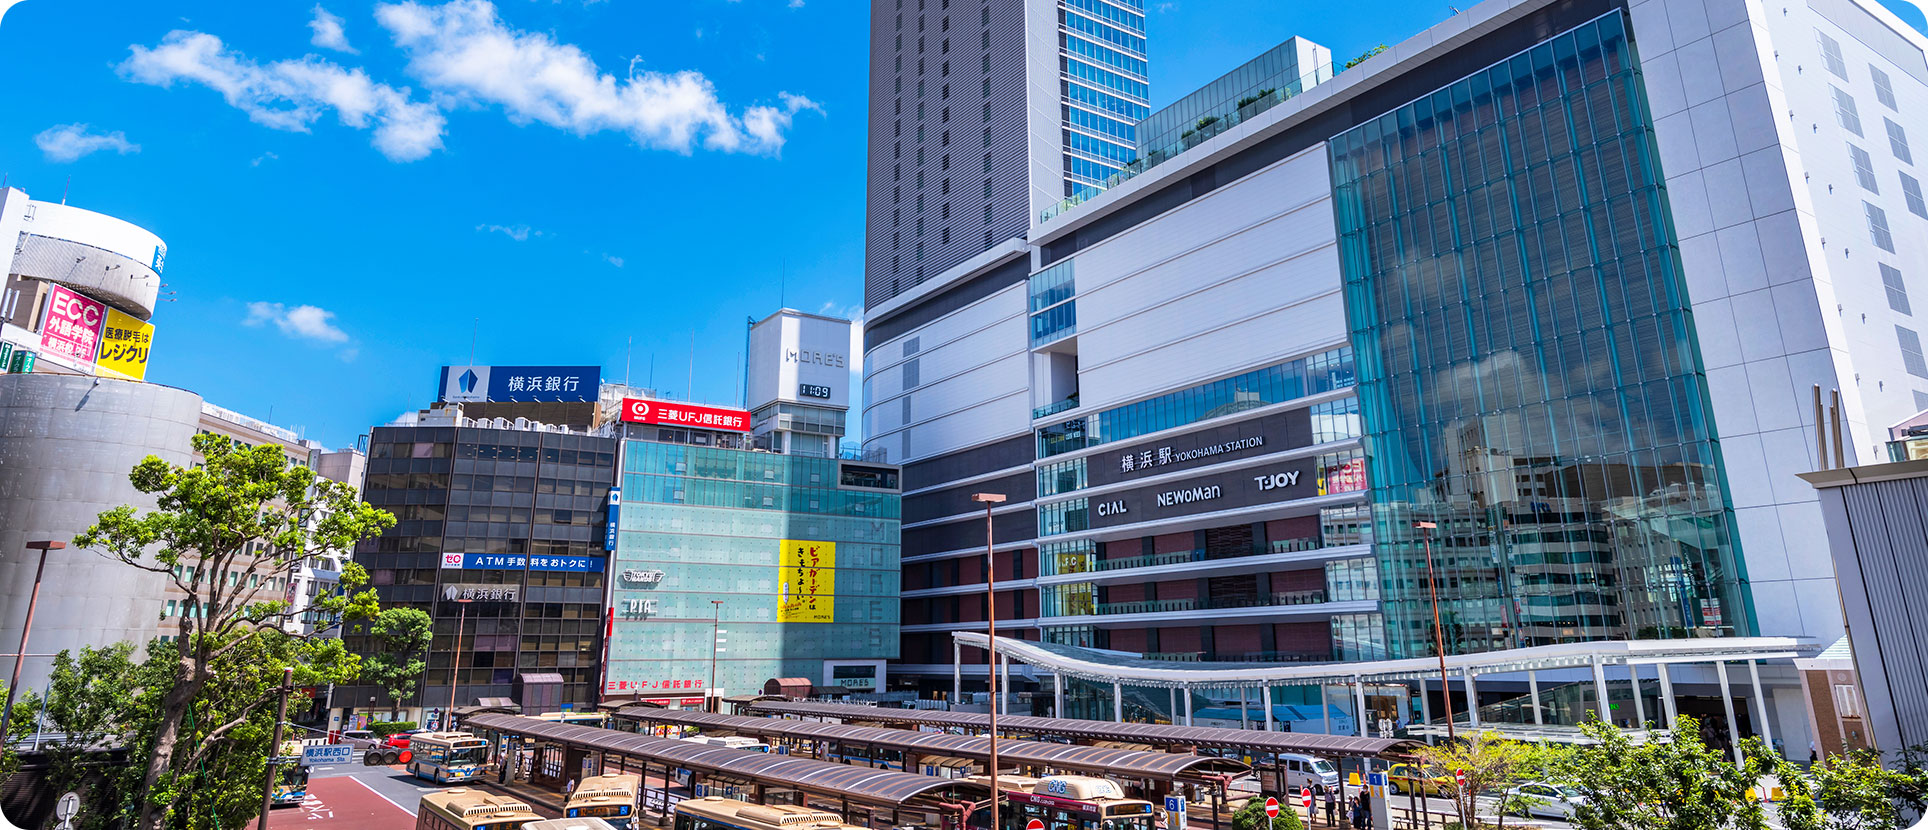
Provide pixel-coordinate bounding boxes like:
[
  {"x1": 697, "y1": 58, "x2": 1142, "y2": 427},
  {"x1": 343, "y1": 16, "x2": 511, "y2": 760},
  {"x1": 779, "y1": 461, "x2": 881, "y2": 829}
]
[
  {"x1": 94, "y1": 307, "x2": 155, "y2": 381},
  {"x1": 776, "y1": 539, "x2": 836, "y2": 623}
]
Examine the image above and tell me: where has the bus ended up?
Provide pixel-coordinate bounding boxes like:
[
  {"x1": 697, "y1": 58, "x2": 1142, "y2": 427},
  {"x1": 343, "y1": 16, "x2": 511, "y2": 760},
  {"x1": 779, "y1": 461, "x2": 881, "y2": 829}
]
[
  {"x1": 269, "y1": 758, "x2": 309, "y2": 808},
  {"x1": 533, "y1": 711, "x2": 610, "y2": 728},
  {"x1": 524, "y1": 821, "x2": 619, "y2": 830},
  {"x1": 673, "y1": 796, "x2": 866, "y2": 830},
  {"x1": 417, "y1": 788, "x2": 541, "y2": 830},
  {"x1": 565, "y1": 772, "x2": 642, "y2": 829},
  {"x1": 407, "y1": 732, "x2": 493, "y2": 784},
  {"x1": 966, "y1": 775, "x2": 1157, "y2": 830}
]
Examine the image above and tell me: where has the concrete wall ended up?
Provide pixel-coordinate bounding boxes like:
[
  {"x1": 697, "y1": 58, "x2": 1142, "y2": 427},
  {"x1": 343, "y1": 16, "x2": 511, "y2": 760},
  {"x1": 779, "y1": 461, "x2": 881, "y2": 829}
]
[{"x1": 0, "y1": 373, "x2": 200, "y2": 692}]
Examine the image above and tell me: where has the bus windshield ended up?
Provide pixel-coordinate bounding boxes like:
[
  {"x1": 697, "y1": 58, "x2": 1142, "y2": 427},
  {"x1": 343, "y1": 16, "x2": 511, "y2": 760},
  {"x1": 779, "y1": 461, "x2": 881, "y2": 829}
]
[{"x1": 448, "y1": 744, "x2": 489, "y2": 765}]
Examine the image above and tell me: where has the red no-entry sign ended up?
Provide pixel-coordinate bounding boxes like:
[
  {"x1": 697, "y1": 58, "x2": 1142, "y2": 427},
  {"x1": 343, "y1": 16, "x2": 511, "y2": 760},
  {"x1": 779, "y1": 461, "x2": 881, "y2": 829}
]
[
  {"x1": 1455, "y1": 769, "x2": 1467, "y2": 787},
  {"x1": 1264, "y1": 797, "x2": 1280, "y2": 818},
  {"x1": 1300, "y1": 787, "x2": 1312, "y2": 809},
  {"x1": 1027, "y1": 819, "x2": 1044, "y2": 830}
]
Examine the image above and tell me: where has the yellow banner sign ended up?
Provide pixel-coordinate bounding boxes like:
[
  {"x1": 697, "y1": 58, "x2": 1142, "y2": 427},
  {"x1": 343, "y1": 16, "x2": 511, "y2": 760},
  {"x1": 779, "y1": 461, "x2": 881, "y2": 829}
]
[
  {"x1": 94, "y1": 307, "x2": 155, "y2": 381},
  {"x1": 777, "y1": 539, "x2": 836, "y2": 623}
]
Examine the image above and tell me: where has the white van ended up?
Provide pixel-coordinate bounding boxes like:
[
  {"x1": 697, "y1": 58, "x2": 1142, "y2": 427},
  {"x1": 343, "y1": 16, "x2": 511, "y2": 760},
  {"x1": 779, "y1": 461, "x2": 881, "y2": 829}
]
[{"x1": 1269, "y1": 754, "x2": 1340, "y2": 794}]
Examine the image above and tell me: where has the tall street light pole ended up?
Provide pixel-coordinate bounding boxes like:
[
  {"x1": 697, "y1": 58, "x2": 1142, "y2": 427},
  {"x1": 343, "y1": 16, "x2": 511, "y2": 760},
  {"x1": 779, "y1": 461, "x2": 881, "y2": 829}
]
[
  {"x1": 256, "y1": 666, "x2": 294, "y2": 830},
  {"x1": 710, "y1": 600, "x2": 724, "y2": 713},
  {"x1": 1416, "y1": 521, "x2": 1455, "y2": 742},
  {"x1": 971, "y1": 492, "x2": 1006, "y2": 830},
  {"x1": 1, "y1": 540, "x2": 65, "y2": 744},
  {"x1": 449, "y1": 598, "x2": 473, "y2": 722}
]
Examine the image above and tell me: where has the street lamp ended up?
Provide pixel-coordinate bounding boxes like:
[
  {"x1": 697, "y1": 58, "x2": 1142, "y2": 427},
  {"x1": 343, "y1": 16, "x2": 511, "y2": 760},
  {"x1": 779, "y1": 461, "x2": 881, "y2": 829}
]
[
  {"x1": 449, "y1": 598, "x2": 473, "y2": 721},
  {"x1": 1, "y1": 540, "x2": 65, "y2": 743},
  {"x1": 971, "y1": 492, "x2": 1006, "y2": 830},
  {"x1": 709, "y1": 600, "x2": 724, "y2": 713},
  {"x1": 1415, "y1": 521, "x2": 1456, "y2": 742}
]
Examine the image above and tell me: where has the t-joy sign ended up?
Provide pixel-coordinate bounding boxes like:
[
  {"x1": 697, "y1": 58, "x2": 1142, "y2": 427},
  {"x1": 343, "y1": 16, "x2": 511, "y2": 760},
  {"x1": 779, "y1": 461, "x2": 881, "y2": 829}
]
[{"x1": 1253, "y1": 470, "x2": 1301, "y2": 491}]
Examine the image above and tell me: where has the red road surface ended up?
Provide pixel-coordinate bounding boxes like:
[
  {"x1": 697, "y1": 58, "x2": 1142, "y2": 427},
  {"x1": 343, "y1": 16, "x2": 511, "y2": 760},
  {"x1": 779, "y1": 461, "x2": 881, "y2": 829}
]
[{"x1": 268, "y1": 776, "x2": 416, "y2": 830}]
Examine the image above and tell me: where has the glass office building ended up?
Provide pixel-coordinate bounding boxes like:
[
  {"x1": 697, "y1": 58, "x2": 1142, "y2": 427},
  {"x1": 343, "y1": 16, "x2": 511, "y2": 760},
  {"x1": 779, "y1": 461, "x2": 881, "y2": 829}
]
[
  {"x1": 605, "y1": 439, "x2": 902, "y2": 701},
  {"x1": 1331, "y1": 12, "x2": 1754, "y2": 658},
  {"x1": 342, "y1": 421, "x2": 616, "y2": 723}
]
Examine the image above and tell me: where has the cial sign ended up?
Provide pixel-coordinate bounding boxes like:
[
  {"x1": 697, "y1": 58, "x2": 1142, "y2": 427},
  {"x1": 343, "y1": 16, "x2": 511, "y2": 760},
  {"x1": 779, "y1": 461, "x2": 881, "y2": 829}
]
[
  {"x1": 621, "y1": 398, "x2": 752, "y2": 432},
  {"x1": 300, "y1": 744, "x2": 356, "y2": 766}
]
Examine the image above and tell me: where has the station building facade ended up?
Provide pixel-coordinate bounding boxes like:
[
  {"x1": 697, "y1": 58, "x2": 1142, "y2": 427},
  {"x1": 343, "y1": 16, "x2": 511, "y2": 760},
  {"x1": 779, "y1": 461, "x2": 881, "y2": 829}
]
[{"x1": 862, "y1": 0, "x2": 1928, "y2": 743}]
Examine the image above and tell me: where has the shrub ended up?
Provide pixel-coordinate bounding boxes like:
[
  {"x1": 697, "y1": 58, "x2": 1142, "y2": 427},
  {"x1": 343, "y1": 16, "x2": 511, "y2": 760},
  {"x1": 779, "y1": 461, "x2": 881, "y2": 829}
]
[
  {"x1": 1230, "y1": 794, "x2": 1304, "y2": 830},
  {"x1": 371, "y1": 720, "x2": 418, "y2": 736}
]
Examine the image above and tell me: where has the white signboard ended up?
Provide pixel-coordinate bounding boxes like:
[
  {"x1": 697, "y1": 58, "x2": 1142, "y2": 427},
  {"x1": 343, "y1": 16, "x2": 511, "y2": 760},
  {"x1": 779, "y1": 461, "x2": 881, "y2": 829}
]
[
  {"x1": 301, "y1": 743, "x2": 356, "y2": 766},
  {"x1": 747, "y1": 311, "x2": 852, "y2": 411}
]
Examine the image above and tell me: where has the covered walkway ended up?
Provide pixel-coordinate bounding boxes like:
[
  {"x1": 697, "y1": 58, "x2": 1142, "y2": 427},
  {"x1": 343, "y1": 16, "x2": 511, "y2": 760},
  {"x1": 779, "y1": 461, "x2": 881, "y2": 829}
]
[
  {"x1": 951, "y1": 633, "x2": 1804, "y2": 749},
  {"x1": 741, "y1": 699, "x2": 1417, "y2": 759},
  {"x1": 464, "y1": 713, "x2": 992, "y2": 829},
  {"x1": 617, "y1": 708, "x2": 1255, "y2": 782}
]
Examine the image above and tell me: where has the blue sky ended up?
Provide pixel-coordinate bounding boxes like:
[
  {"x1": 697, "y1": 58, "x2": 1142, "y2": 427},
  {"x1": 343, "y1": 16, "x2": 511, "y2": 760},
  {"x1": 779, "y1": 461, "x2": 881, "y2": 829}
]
[{"x1": 7, "y1": 0, "x2": 1921, "y2": 450}]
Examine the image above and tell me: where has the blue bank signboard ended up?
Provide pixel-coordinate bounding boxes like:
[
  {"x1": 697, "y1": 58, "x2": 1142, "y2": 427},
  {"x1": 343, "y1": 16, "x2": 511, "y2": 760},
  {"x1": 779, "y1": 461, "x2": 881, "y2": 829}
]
[{"x1": 437, "y1": 365, "x2": 602, "y2": 403}]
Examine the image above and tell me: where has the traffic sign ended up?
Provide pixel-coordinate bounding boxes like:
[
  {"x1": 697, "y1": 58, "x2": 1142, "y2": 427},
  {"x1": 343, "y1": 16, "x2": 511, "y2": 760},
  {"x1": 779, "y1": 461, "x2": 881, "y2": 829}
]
[
  {"x1": 300, "y1": 743, "x2": 355, "y2": 766},
  {"x1": 1027, "y1": 819, "x2": 1045, "y2": 830},
  {"x1": 1263, "y1": 797, "x2": 1280, "y2": 818},
  {"x1": 1455, "y1": 769, "x2": 1467, "y2": 787},
  {"x1": 1300, "y1": 787, "x2": 1312, "y2": 809}
]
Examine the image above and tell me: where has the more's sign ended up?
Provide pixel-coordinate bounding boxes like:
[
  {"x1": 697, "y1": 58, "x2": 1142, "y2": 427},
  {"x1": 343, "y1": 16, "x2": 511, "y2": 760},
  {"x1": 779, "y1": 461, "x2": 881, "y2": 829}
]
[{"x1": 621, "y1": 398, "x2": 751, "y2": 432}]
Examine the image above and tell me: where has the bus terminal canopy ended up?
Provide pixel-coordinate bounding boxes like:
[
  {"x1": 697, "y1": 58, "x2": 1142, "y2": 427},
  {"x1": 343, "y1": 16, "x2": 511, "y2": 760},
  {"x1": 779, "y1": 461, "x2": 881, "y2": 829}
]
[
  {"x1": 742, "y1": 700, "x2": 1417, "y2": 760},
  {"x1": 620, "y1": 708, "x2": 1253, "y2": 782},
  {"x1": 465, "y1": 714, "x2": 993, "y2": 809},
  {"x1": 953, "y1": 633, "x2": 1806, "y2": 689}
]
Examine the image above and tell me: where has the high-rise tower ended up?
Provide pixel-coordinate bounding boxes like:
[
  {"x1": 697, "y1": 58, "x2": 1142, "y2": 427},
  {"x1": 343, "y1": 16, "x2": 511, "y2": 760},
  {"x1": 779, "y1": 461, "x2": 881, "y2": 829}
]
[{"x1": 865, "y1": 0, "x2": 1149, "y2": 308}]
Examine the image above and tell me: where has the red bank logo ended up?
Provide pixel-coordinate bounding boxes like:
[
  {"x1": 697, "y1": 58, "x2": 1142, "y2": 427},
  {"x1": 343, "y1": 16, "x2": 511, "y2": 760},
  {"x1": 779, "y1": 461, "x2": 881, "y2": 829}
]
[{"x1": 620, "y1": 398, "x2": 751, "y2": 433}]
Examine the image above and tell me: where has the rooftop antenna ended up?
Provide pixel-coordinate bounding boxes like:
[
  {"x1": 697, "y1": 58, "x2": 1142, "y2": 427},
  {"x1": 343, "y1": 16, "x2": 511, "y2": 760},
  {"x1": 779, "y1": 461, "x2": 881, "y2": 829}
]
[
  {"x1": 61, "y1": 175, "x2": 71, "y2": 205},
  {"x1": 468, "y1": 317, "x2": 478, "y2": 365},
  {"x1": 780, "y1": 256, "x2": 787, "y2": 309},
  {"x1": 688, "y1": 330, "x2": 696, "y2": 402},
  {"x1": 624, "y1": 336, "x2": 633, "y2": 388}
]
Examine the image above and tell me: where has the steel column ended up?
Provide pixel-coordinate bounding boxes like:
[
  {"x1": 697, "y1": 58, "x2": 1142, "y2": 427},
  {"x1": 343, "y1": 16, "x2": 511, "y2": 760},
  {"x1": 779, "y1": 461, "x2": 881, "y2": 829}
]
[
  {"x1": 953, "y1": 640, "x2": 962, "y2": 705},
  {"x1": 1463, "y1": 671, "x2": 1480, "y2": 728},
  {"x1": 1324, "y1": 685, "x2": 1333, "y2": 736},
  {"x1": 1528, "y1": 670, "x2": 1544, "y2": 727},
  {"x1": 1354, "y1": 681, "x2": 1369, "y2": 737},
  {"x1": 1749, "y1": 660, "x2": 1775, "y2": 748},
  {"x1": 1718, "y1": 661, "x2": 1744, "y2": 766},
  {"x1": 1113, "y1": 682, "x2": 1123, "y2": 723},
  {"x1": 1262, "y1": 686, "x2": 1274, "y2": 732},
  {"x1": 1001, "y1": 655, "x2": 1011, "y2": 716},
  {"x1": 1592, "y1": 659, "x2": 1612, "y2": 724},
  {"x1": 1658, "y1": 661, "x2": 1679, "y2": 728},
  {"x1": 1056, "y1": 672, "x2": 1066, "y2": 719},
  {"x1": 1417, "y1": 681, "x2": 1431, "y2": 743},
  {"x1": 1630, "y1": 663, "x2": 1647, "y2": 727},
  {"x1": 1184, "y1": 689, "x2": 1193, "y2": 726}
]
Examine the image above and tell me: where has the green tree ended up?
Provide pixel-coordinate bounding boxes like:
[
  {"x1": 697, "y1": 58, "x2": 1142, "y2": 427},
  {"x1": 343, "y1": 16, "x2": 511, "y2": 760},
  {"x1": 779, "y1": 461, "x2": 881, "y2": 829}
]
[
  {"x1": 1553, "y1": 714, "x2": 1771, "y2": 830},
  {"x1": 1776, "y1": 747, "x2": 1928, "y2": 830},
  {"x1": 1415, "y1": 730, "x2": 1547, "y2": 829},
  {"x1": 1344, "y1": 44, "x2": 1388, "y2": 69},
  {"x1": 1230, "y1": 792, "x2": 1304, "y2": 830},
  {"x1": 362, "y1": 607, "x2": 433, "y2": 719},
  {"x1": 72, "y1": 433, "x2": 393, "y2": 830}
]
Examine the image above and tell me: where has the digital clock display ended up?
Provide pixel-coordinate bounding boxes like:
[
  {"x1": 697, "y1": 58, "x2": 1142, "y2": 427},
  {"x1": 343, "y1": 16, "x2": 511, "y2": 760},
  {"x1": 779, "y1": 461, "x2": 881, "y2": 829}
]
[{"x1": 799, "y1": 384, "x2": 833, "y2": 399}]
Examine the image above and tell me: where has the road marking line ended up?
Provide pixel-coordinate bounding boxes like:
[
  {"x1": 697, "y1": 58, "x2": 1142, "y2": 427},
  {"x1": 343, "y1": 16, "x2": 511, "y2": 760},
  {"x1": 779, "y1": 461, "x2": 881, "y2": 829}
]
[{"x1": 347, "y1": 773, "x2": 417, "y2": 817}]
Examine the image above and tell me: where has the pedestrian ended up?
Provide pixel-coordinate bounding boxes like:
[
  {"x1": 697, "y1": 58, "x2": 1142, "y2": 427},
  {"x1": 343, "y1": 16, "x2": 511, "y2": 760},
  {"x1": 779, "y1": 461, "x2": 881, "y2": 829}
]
[
  {"x1": 1323, "y1": 787, "x2": 1337, "y2": 826},
  {"x1": 565, "y1": 777, "x2": 577, "y2": 797},
  {"x1": 1358, "y1": 795, "x2": 1372, "y2": 828},
  {"x1": 1349, "y1": 793, "x2": 1364, "y2": 829}
]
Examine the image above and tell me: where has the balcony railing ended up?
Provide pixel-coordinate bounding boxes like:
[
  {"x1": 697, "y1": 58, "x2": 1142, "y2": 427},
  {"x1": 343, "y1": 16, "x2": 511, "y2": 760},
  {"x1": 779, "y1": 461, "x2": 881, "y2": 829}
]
[
  {"x1": 1033, "y1": 395, "x2": 1082, "y2": 420},
  {"x1": 1143, "y1": 651, "x2": 1335, "y2": 664},
  {"x1": 1050, "y1": 535, "x2": 1346, "y2": 576},
  {"x1": 1091, "y1": 588, "x2": 1330, "y2": 616}
]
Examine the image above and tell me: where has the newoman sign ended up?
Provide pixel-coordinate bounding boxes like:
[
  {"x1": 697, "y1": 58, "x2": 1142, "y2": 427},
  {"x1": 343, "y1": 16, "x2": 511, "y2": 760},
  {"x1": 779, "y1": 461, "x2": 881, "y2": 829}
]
[{"x1": 1087, "y1": 457, "x2": 1317, "y2": 528}]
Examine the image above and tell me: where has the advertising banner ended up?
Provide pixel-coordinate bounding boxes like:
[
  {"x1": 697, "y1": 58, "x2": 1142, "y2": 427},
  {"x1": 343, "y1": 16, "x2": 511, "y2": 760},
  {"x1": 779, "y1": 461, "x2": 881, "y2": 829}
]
[
  {"x1": 95, "y1": 307, "x2": 156, "y2": 380},
  {"x1": 451, "y1": 553, "x2": 604, "y2": 572},
  {"x1": 777, "y1": 539, "x2": 836, "y2": 623},
  {"x1": 620, "y1": 398, "x2": 751, "y2": 432},
  {"x1": 39, "y1": 284, "x2": 105, "y2": 366},
  {"x1": 437, "y1": 365, "x2": 601, "y2": 403}
]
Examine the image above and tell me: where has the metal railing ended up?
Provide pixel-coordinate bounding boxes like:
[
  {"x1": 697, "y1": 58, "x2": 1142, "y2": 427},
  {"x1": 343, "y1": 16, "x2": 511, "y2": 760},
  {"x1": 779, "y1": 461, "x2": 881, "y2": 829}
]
[
  {"x1": 1033, "y1": 395, "x2": 1082, "y2": 420},
  {"x1": 1050, "y1": 536, "x2": 1339, "y2": 576},
  {"x1": 1091, "y1": 588, "x2": 1330, "y2": 616}
]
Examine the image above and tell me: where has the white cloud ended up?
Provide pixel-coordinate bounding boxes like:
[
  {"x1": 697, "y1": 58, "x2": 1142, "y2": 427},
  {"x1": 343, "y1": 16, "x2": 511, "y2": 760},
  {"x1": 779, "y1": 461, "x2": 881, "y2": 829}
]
[
  {"x1": 374, "y1": 0, "x2": 820, "y2": 155},
  {"x1": 477, "y1": 223, "x2": 542, "y2": 241},
  {"x1": 601, "y1": 253, "x2": 625, "y2": 268},
  {"x1": 309, "y1": 5, "x2": 358, "y2": 53},
  {"x1": 120, "y1": 30, "x2": 445, "y2": 161},
  {"x1": 250, "y1": 151, "x2": 279, "y2": 166},
  {"x1": 34, "y1": 124, "x2": 141, "y2": 162},
  {"x1": 788, "y1": 0, "x2": 804, "y2": 7},
  {"x1": 244, "y1": 301, "x2": 351, "y2": 344}
]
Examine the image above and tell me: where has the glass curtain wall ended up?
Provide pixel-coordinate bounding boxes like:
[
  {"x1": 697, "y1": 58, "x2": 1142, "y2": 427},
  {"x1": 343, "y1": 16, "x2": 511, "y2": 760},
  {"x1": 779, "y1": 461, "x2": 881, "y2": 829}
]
[{"x1": 1329, "y1": 12, "x2": 1753, "y2": 657}]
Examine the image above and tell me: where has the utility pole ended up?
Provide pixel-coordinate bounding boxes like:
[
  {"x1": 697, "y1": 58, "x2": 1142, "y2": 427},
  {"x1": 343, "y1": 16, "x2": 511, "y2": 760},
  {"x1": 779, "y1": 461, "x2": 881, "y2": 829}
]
[
  {"x1": 972, "y1": 492, "x2": 1006, "y2": 830},
  {"x1": 258, "y1": 667, "x2": 294, "y2": 830},
  {"x1": 1, "y1": 540, "x2": 64, "y2": 743},
  {"x1": 1416, "y1": 521, "x2": 1456, "y2": 742},
  {"x1": 710, "y1": 600, "x2": 724, "y2": 712}
]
